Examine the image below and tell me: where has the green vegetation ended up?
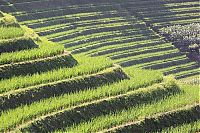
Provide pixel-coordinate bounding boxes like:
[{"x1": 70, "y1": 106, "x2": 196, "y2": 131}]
[
  {"x1": 0, "y1": 67, "x2": 163, "y2": 132},
  {"x1": 160, "y1": 120, "x2": 200, "y2": 133},
  {"x1": 160, "y1": 23, "x2": 200, "y2": 56},
  {"x1": 0, "y1": 27, "x2": 25, "y2": 39},
  {"x1": 0, "y1": 13, "x2": 19, "y2": 27},
  {"x1": 64, "y1": 84, "x2": 198, "y2": 133},
  {"x1": 0, "y1": 38, "x2": 64, "y2": 65},
  {"x1": 0, "y1": 0, "x2": 199, "y2": 132},
  {"x1": 0, "y1": 55, "x2": 113, "y2": 93}
]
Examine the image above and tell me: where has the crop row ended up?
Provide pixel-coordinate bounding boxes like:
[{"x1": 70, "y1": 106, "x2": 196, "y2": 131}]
[
  {"x1": 88, "y1": 38, "x2": 164, "y2": 56},
  {"x1": 161, "y1": 120, "x2": 200, "y2": 133},
  {"x1": 45, "y1": 18, "x2": 136, "y2": 41},
  {"x1": 0, "y1": 52, "x2": 77, "y2": 79},
  {"x1": 20, "y1": 10, "x2": 120, "y2": 26},
  {"x1": 11, "y1": 0, "x2": 198, "y2": 20},
  {"x1": 0, "y1": 54, "x2": 113, "y2": 94},
  {"x1": 65, "y1": 30, "x2": 153, "y2": 51},
  {"x1": 63, "y1": 84, "x2": 198, "y2": 132},
  {"x1": 0, "y1": 67, "x2": 163, "y2": 132},
  {"x1": 0, "y1": 27, "x2": 25, "y2": 39},
  {"x1": 113, "y1": 104, "x2": 200, "y2": 132},
  {"x1": 108, "y1": 43, "x2": 173, "y2": 60},
  {"x1": 0, "y1": 38, "x2": 64, "y2": 65},
  {"x1": 0, "y1": 65, "x2": 127, "y2": 112},
  {"x1": 21, "y1": 79, "x2": 180, "y2": 132},
  {"x1": 0, "y1": 36, "x2": 38, "y2": 54},
  {"x1": 71, "y1": 34, "x2": 158, "y2": 54}
]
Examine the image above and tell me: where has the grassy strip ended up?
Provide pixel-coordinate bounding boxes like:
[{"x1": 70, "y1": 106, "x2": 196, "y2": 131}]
[
  {"x1": 0, "y1": 27, "x2": 25, "y2": 39},
  {"x1": 87, "y1": 38, "x2": 163, "y2": 56},
  {"x1": 20, "y1": 12, "x2": 101, "y2": 25},
  {"x1": 0, "y1": 36, "x2": 38, "y2": 54},
  {"x1": 71, "y1": 34, "x2": 156, "y2": 53},
  {"x1": 0, "y1": 13, "x2": 19, "y2": 27},
  {"x1": 0, "y1": 38, "x2": 64, "y2": 65},
  {"x1": 160, "y1": 120, "x2": 200, "y2": 133},
  {"x1": 109, "y1": 43, "x2": 173, "y2": 60},
  {"x1": 0, "y1": 67, "x2": 163, "y2": 131},
  {"x1": 64, "y1": 84, "x2": 198, "y2": 132},
  {"x1": 21, "y1": 78, "x2": 180, "y2": 132},
  {"x1": 144, "y1": 12, "x2": 200, "y2": 21},
  {"x1": 33, "y1": 10, "x2": 121, "y2": 33},
  {"x1": 165, "y1": 1, "x2": 200, "y2": 7},
  {"x1": 116, "y1": 49, "x2": 180, "y2": 67},
  {"x1": 179, "y1": 75, "x2": 200, "y2": 85},
  {"x1": 174, "y1": 68, "x2": 200, "y2": 79},
  {"x1": 0, "y1": 65, "x2": 128, "y2": 111},
  {"x1": 44, "y1": 17, "x2": 130, "y2": 39},
  {"x1": 0, "y1": 55, "x2": 113, "y2": 94},
  {"x1": 114, "y1": 104, "x2": 200, "y2": 132},
  {"x1": 0, "y1": 53, "x2": 77, "y2": 79}
]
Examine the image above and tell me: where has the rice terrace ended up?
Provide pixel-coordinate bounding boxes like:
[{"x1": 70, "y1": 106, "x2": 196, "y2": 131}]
[{"x1": 0, "y1": 0, "x2": 199, "y2": 132}]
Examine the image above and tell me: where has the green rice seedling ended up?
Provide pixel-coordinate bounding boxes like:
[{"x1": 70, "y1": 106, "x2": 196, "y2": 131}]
[
  {"x1": 64, "y1": 84, "x2": 198, "y2": 133},
  {"x1": 0, "y1": 38, "x2": 64, "y2": 65},
  {"x1": 0, "y1": 54, "x2": 113, "y2": 93},
  {"x1": 0, "y1": 27, "x2": 25, "y2": 39},
  {"x1": 160, "y1": 120, "x2": 200, "y2": 133},
  {"x1": 0, "y1": 67, "x2": 163, "y2": 131}
]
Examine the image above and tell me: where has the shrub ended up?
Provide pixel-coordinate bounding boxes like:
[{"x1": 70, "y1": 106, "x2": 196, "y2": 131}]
[
  {"x1": 160, "y1": 23, "x2": 200, "y2": 52},
  {"x1": 0, "y1": 13, "x2": 20, "y2": 27}
]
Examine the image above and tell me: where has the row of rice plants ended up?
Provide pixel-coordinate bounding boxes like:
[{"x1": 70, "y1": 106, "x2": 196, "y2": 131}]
[
  {"x1": 0, "y1": 67, "x2": 163, "y2": 131},
  {"x1": 144, "y1": 12, "x2": 199, "y2": 23},
  {"x1": 19, "y1": 11, "x2": 110, "y2": 25},
  {"x1": 0, "y1": 65, "x2": 127, "y2": 112},
  {"x1": 0, "y1": 54, "x2": 113, "y2": 94},
  {"x1": 29, "y1": 9, "x2": 122, "y2": 30},
  {"x1": 0, "y1": 27, "x2": 25, "y2": 39},
  {"x1": 86, "y1": 38, "x2": 164, "y2": 56},
  {"x1": 63, "y1": 84, "x2": 198, "y2": 132},
  {"x1": 160, "y1": 120, "x2": 200, "y2": 133},
  {"x1": 113, "y1": 104, "x2": 200, "y2": 132},
  {"x1": 0, "y1": 53, "x2": 77, "y2": 80},
  {"x1": 47, "y1": 21, "x2": 134, "y2": 42},
  {"x1": 70, "y1": 33, "x2": 154, "y2": 53},
  {"x1": 153, "y1": 18, "x2": 200, "y2": 29},
  {"x1": 21, "y1": 79, "x2": 180, "y2": 132},
  {"x1": 44, "y1": 17, "x2": 133, "y2": 39},
  {"x1": 13, "y1": 3, "x2": 119, "y2": 21},
  {"x1": 173, "y1": 68, "x2": 200, "y2": 79},
  {"x1": 160, "y1": 62, "x2": 197, "y2": 74},
  {"x1": 164, "y1": 1, "x2": 199, "y2": 7},
  {"x1": 107, "y1": 43, "x2": 173, "y2": 60},
  {"x1": 0, "y1": 38, "x2": 64, "y2": 65},
  {"x1": 179, "y1": 75, "x2": 199, "y2": 85},
  {"x1": 64, "y1": 30, "x2": 151, "y2": 51},
  {"x1": 137, "y1": 55, "x2": 187, "y2": 69},
  {"x1": 116, "y1": 48, "x2": 179, "y2": 64}
]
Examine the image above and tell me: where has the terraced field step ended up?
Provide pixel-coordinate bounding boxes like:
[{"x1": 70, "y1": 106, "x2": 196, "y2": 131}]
[
  {"x1": 62, "y1": 84, "x2": 198, "y2": 132},
  {"x1": 0, "y1": 65, "x2": 128, "y2": 111},
  {"x1": 0, "y1": 38, "x2": 64, "y2": 65},
  {"x1": 20, "y1": 81, "x2": 180, "y2": 132},
  {"x1": 0, "y1": 34, "x2": 38, "y2": 54},
  {"x1": 107, "y1": 104, "x2": 200, "y2": 133},
  {"x1": 0, "y1": 67, "x2": 163, "y2": 132},
  {"x1": 0, "y1": 52, "x2": 77, "y2": 79},
  {"x1": 71, "y1": 35, "x2": 159, "y2": 54},
  {"x1": 161, "y1": 120, "x2": 200, "y2": 133}
]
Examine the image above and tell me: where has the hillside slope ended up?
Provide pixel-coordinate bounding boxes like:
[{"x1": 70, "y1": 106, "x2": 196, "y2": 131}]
[
  {"x1": 0, "y1": 1, "x2": 199, "y2": 132},
  {"x1": 0, "y1": 0, "x2": 199, "y2": 79}
]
